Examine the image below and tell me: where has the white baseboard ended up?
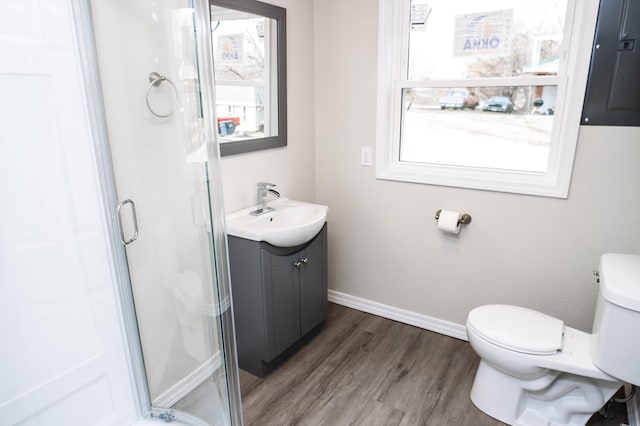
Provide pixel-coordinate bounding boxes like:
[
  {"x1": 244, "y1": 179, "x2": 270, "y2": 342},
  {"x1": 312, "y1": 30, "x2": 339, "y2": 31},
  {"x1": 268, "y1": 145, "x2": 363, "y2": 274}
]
[
  {"x1": 328, "y1": 290, "x2": 467, "y2": 341},
  {"x1": 152, "y1": 351, "x2": 223, "y2": 408}
]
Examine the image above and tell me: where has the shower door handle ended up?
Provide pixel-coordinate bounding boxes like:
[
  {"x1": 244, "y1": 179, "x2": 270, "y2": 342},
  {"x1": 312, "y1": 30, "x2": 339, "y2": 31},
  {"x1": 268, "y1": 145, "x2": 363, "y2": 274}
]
[{"x1": 116, "y1": 199, "x2": 139, "y2": 245}]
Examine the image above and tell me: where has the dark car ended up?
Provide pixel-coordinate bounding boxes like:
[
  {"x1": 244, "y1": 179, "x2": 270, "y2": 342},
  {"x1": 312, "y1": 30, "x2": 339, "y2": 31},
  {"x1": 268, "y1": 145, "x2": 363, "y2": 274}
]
[{"x1": 483, "y1": 96, "x2": 514, "y2": 113}]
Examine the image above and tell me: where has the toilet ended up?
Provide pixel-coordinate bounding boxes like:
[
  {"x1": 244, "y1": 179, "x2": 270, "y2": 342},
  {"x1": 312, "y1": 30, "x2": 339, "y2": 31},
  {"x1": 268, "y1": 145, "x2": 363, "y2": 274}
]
[{"x1": 466, "y1": 253, "x2": 640, "y2": 426}]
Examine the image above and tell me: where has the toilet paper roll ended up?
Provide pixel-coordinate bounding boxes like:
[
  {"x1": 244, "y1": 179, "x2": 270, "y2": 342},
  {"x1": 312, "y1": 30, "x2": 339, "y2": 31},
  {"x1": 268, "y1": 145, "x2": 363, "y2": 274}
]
[{"x1": 437, "y1": 210, "x2": 462, "y2": 234}]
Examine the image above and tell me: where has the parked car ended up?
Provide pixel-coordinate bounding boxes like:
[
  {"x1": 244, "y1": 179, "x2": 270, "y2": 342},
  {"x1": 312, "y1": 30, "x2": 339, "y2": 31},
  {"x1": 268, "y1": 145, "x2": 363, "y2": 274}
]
[
  {"x1": 217, "y1": 116, "x2": 240, "y2": 136},
  {"x1": 439, "y1": 89, "x2": 480, "y2": 110},
  {"x1": 483, "y1": 96, "x2": 514, "y2": 113}
]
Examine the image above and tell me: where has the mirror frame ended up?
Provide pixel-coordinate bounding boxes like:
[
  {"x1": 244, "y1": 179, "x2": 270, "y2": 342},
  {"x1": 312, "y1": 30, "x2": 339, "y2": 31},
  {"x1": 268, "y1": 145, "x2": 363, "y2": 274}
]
[{"x1": 211, "y1": 0, "x2": 287, "y2": 156}]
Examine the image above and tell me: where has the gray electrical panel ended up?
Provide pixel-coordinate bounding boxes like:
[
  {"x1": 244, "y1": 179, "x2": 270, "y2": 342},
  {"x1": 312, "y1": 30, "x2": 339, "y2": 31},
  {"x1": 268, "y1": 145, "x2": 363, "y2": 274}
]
[{"x1": 582, "y1": 0, "x2": 640, "y2": 126}]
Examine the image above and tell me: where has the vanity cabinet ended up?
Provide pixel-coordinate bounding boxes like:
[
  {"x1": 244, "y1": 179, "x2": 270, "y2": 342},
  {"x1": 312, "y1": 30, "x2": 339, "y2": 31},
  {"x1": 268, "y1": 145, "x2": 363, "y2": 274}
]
[{"x1": 228, "y1": 224, "x2": 327, "y2": 377}]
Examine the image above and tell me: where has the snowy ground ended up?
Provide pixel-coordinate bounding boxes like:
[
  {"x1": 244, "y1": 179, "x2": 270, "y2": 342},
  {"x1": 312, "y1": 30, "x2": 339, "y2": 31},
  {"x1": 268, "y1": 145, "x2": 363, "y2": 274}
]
[{"x1": 401, "y1": 106, "x2": 554, "y2": 172}]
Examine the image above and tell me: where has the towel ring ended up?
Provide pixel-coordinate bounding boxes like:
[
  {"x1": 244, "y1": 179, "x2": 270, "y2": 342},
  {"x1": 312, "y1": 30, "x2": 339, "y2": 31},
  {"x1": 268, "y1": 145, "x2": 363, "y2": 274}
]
[{"x1": 145, "y1": 72, "x2": 178, "y2": 118}]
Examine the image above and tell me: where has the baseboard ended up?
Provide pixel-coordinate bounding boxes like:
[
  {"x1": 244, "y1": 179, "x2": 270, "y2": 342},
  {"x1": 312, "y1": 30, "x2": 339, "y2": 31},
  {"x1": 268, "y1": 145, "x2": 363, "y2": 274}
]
[
  {"x1": 628, "y1": 388, "x2": 640, "y2": 426},
  {"x1": 328, "y1": 290, "x2": 468, "y2": 341},
  {"x1": 152, "y1": 351, "x2": 223, "y2": 408}
]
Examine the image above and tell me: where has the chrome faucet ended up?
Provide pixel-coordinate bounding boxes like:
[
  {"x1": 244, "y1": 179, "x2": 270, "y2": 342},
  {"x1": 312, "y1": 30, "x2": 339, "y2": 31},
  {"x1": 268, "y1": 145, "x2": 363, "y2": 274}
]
[{"x1": 250, "y1": 182, "x2": 280, "y2": 216}]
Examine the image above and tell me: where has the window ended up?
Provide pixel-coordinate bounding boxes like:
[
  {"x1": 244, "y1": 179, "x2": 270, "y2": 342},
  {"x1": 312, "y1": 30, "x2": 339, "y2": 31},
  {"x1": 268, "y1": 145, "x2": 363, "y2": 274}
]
[{"x1": 376, "y1": 0, "x2": 600, "y2": 198}]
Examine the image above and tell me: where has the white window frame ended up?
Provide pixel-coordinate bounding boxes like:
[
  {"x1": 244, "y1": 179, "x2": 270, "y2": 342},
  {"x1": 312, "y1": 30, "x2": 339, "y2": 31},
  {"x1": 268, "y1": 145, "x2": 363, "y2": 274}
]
[{"x1": 376, "y1": 0, "x2": 600, "y2": 198}]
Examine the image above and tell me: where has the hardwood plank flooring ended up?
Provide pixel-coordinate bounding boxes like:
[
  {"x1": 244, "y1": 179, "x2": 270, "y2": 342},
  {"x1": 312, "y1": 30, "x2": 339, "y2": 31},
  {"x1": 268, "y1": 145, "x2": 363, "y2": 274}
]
[{"x1": 239, "y1": 303, "x2": 628, "y2": 426}]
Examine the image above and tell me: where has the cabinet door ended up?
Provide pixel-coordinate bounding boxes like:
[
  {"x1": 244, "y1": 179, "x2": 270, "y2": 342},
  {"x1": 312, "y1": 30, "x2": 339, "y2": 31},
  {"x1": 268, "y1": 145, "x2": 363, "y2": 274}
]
[
  {"x1": 300, "y1": 226, "x2": 328, "y2": 336},
  {"x1": 261, "y1": 250, "x2": 300, "y2": 361}
]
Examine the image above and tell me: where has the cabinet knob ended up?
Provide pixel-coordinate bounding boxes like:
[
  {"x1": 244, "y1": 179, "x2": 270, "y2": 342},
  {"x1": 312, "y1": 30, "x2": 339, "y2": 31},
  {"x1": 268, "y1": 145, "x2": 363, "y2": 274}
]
[{"x1": 294, "y1": 258, "x2": 308, "y2": 268}]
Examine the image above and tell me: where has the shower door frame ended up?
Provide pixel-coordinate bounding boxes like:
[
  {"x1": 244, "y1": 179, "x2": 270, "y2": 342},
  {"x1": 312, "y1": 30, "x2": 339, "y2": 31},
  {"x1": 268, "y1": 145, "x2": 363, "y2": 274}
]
[{"x1": 71, "y1": 0, "x2": 243, "y2": 424}]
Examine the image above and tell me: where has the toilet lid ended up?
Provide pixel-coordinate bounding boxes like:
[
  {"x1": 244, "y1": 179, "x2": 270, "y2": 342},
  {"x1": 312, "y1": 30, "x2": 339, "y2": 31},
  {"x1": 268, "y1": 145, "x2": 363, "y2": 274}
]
[{"x1": 467, "y1": 305, "x2": 564, "y2": 355}]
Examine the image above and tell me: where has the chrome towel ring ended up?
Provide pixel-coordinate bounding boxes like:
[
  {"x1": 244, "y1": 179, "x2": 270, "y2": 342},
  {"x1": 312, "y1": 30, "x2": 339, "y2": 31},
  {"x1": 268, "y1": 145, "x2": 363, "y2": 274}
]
[{"x1": 145, "y1": 72, "x2": 178, "y2": 118}]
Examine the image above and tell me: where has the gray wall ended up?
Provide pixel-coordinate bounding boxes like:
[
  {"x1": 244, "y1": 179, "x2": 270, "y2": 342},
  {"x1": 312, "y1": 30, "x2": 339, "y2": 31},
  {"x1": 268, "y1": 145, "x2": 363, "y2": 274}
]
[
  {"x1": 313, "y1": 0, "x2": 640, "y2": 332},
  {"x1": 222, "y1": 0, "x2": 640, "y2": 333}
]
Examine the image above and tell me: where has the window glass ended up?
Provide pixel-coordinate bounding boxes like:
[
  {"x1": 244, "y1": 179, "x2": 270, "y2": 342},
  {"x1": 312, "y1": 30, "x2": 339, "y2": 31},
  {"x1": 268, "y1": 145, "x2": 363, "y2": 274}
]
[
  {"x1": 408, "y1": 0, "x2": 567, "y2": 80},
  {"x1": 401, "y1": 86, "x2": 556, "y2": 172},
  {"x1": 402, "y1": 0, "x2": 568, "y2": 173}
]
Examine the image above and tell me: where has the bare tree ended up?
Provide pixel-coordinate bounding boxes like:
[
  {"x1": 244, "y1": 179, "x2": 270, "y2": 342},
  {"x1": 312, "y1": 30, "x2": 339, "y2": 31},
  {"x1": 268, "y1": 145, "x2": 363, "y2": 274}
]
[{"x1": 463, "y1": 32, "x2": 531, "y2": 108}]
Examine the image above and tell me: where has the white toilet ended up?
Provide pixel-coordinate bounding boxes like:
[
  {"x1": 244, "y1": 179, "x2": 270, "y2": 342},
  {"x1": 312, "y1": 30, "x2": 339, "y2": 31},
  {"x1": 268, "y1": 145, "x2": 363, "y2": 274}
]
[{"x1": 466, "y1": 253, "x2": 640, "y2": 426}]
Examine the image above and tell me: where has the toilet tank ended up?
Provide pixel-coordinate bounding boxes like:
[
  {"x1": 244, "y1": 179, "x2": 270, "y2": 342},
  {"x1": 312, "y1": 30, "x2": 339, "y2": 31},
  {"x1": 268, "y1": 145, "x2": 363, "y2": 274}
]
[{"x1": 591, "y1": 254, "x2": 640, "y2": 385}]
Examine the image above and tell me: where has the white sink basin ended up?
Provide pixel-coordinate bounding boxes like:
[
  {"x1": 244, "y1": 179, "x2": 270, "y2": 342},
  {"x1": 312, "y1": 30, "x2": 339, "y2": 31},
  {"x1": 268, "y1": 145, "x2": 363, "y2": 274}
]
[{"x1": 225, "y1": 198, "x2": 328, "y2": 247}]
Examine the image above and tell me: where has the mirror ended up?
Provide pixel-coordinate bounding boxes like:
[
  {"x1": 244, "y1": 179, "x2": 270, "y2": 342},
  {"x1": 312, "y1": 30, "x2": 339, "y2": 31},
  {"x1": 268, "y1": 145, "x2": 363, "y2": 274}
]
[{"x1": 210, "y1": 0, "x2": 287, "y2": 156}]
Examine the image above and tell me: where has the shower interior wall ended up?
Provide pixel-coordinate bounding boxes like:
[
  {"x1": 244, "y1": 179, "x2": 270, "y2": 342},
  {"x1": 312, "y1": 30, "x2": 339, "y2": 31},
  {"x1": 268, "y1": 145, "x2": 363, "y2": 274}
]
[{"x1": 0, "y1": 0, "x2": 138, "y2": 423}]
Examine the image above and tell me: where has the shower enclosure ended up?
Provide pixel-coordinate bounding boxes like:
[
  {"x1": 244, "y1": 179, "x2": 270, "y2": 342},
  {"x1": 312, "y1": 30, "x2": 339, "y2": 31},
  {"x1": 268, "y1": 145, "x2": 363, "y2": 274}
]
[{"x1": 79, "y1": 0, "x2": 242, "y2": 423}]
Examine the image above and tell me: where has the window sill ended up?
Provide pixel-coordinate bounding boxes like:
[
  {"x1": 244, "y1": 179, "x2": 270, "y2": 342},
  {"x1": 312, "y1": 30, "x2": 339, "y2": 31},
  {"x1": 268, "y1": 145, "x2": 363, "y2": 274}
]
[{"x1": 375, "y1": 158, "x2": 572, "y2": 198}]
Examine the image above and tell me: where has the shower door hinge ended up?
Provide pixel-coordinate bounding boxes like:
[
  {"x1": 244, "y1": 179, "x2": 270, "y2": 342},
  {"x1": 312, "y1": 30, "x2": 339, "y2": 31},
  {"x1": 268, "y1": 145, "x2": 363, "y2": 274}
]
[{"x1": 157, "y1": 410, "x2": 176, "y2": 423}]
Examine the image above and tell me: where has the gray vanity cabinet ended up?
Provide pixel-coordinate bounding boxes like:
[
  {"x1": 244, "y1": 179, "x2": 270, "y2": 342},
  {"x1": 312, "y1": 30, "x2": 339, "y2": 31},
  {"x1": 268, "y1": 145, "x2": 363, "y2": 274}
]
[{"x1": 228, "y1": 224, "x2": 327, "y2": 377}]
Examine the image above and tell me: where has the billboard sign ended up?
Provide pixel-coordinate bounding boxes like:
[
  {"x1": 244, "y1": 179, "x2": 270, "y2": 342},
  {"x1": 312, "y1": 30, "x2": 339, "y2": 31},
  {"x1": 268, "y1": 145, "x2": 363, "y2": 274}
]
[{"x1": 453, "y1": 9, "x2": 513, "y2": 57}]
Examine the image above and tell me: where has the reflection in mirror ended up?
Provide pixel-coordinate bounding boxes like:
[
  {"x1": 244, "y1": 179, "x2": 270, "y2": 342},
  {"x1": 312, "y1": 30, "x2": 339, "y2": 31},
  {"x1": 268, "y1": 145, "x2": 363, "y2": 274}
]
[{"x1": 210, "y1": 0, "x2": 286, "y2": 156}]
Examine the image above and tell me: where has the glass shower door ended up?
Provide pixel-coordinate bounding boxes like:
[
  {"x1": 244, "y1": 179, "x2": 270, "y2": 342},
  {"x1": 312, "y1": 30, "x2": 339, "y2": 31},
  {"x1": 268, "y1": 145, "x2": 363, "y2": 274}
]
[{"x1": 86, "y1": 0, "x2": 241, "y2": 424}]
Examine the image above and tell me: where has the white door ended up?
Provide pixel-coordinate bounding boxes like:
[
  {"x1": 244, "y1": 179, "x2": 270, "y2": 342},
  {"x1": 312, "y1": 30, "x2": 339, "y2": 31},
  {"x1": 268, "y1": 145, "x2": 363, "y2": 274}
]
[{"x1": 0, "y1": 1, "x2": 138, "y2": 425}]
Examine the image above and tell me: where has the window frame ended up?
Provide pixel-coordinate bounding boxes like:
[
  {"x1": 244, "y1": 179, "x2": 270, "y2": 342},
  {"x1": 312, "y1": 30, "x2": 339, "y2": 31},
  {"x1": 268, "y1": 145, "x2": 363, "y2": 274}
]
[{"x1": 375, "y1": 0, "x2": 600, "y2": 198}]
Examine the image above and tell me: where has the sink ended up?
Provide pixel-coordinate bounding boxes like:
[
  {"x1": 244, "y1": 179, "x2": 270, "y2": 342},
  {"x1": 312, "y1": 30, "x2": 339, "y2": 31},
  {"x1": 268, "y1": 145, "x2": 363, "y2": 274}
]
[{"x1": 225, "y1": 198, "x2": 328, "y2": 247}]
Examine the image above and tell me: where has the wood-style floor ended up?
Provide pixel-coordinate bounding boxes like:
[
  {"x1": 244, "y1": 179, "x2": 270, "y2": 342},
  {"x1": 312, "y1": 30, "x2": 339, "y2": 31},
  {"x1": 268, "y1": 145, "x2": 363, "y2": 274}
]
[{"x1": 239, "y1": 303, "x2": 628, "y2": 426}]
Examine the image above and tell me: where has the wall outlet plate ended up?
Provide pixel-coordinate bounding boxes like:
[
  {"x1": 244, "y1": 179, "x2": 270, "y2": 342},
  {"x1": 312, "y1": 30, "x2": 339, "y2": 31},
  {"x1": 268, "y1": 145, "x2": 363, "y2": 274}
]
[{"x1": 361, "y1": 146, "x2": 373, "y2": 166}]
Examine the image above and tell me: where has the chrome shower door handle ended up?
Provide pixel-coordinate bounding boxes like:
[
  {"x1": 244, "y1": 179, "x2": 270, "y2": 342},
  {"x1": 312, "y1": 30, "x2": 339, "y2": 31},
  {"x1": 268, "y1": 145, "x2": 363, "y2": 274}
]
[{"x1": 117, "y1": 199, "x2": 139, "y2": 245}]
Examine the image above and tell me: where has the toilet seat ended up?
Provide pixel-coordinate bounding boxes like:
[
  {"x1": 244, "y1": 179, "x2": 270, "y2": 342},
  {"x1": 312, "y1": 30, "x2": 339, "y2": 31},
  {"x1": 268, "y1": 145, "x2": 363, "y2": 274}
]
[{"x1": 467, "y1": 305, "x2": 564, "y2": 355}]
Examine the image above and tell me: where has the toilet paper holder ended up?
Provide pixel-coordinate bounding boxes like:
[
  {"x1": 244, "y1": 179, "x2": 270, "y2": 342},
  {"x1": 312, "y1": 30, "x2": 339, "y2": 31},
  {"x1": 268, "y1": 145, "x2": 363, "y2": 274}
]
[{"x1": 435, "y1": 209, "x2": 472, "y2": 225}]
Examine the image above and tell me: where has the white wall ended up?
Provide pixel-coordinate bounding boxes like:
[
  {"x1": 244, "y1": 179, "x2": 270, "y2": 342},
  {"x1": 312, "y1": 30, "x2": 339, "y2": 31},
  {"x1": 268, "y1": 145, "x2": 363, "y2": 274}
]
[
  {"x1": 313, "y1": 0, "x2": 640, "y2": 332},
  {"x1": 220, "y1": 0, "x2": 317, "y2": 212}
]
